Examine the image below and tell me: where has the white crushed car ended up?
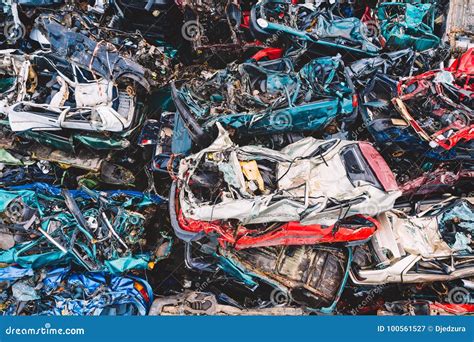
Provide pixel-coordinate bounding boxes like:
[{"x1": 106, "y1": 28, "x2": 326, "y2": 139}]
[
  {"x1": 177, "y1": 124, "x2": 401, "y2": 226},
  {"x1": 351, "y1": 197, "x2": 474, "y2": 284},
  {"x1": 0, "y1": 50, "x2": 142, "y2": 133}
]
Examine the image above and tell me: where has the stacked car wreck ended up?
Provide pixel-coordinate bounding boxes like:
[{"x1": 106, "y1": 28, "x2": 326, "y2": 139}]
[{"x1": 0, "y1": 0, "x2": 473, "y2": 316}]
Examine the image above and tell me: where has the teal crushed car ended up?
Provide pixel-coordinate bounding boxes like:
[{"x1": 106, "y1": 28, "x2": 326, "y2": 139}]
[
  {"x1": 377, "y1": 1, "x2": 441, "y2": 51},
  {"x1": 249, "y1": 0, "x2": 381, "y2": 58},
  {"x1": 0, "y1": 183, "x2": 169, "y2": 273},
  {"x1": 172, "y1": 55, "x2": 357, "y2": 147}
]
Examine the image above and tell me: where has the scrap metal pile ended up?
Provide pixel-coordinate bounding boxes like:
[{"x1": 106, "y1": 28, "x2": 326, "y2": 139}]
[{"x1": 0, "y1": 0, "x2": 473, "y2": 316}]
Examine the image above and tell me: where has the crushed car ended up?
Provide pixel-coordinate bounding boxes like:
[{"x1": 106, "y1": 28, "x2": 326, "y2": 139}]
[
  {"x1": 178, "y1": 0, "x2": 261, "y2": 65},
  {"x1": 360, "y1": 48, "x2": 473, "y2": 170},
  {"x1": 351, "y1": 197, "x2": 474, "y2": 285},
  {"x1": 250, "y1": 0, "x2": 381, "y2": 58},
  {"x1": 173, "y1": 124, "x2": 400, "y2": 231},
  {"x1": 149, "y1": 291, "x2": 305, "y2": 315},
  {"x1": 0, "y1": 183, "x2": 169, "y2": 273},
  {"x1": 1, "y1": 50, "x2": 146, "y2": 134},
  {"x1": 376, "y1": 1, "x2": 441, "y2": 51},
  {"x1": 172, "y1": 55, "x2": 357, "y2": 147},
  {"x1": 0, "y1": 265, "x2": 153, "y2": 315}
]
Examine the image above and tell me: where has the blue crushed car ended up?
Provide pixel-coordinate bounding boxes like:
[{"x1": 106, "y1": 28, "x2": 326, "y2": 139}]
[{"x1": 0, "y1": 266, "x2": 153, "y2": 315}]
